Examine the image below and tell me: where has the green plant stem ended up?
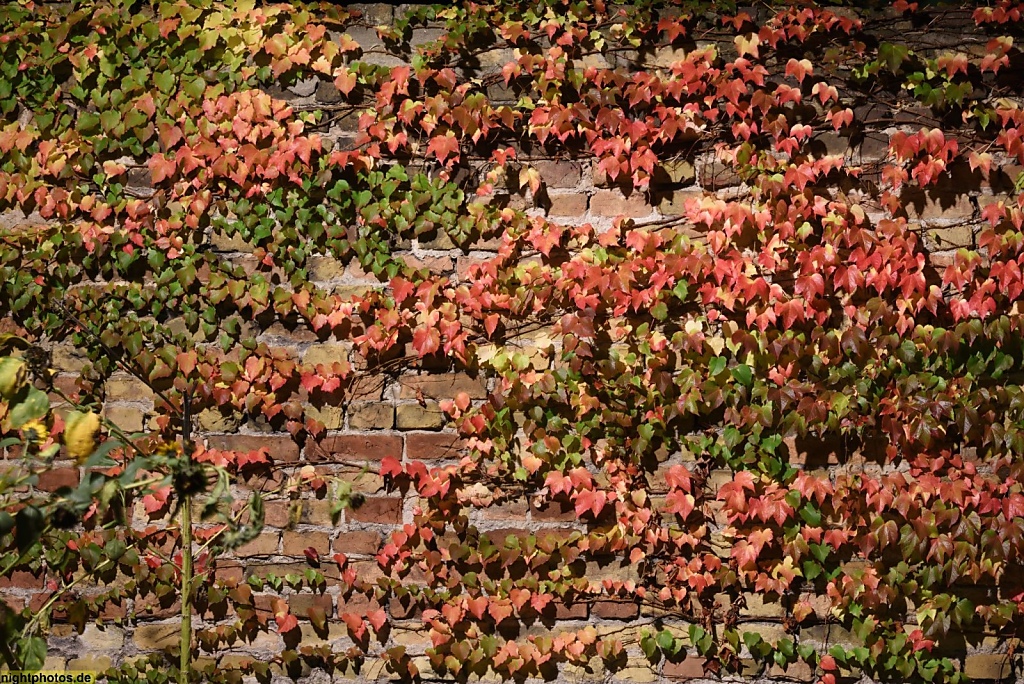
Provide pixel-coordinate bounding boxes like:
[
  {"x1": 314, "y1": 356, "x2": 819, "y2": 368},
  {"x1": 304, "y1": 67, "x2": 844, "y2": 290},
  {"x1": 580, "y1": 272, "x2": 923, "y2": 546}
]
[{"x1": 179, "y1": 493, "x2": 192, "y2": 684}]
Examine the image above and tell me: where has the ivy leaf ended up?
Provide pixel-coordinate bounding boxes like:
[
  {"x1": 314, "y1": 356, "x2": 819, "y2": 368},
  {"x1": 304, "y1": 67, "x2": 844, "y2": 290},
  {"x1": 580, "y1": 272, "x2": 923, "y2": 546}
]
[
  {"x1": 19, "y1": 636, "x2": 47, "y2": 671},
  {"x1": 9, "y1": 386, "x2": 49, "y2": 428},
  {"x1": 731, "y1": 363, "x2": 753, "y2": 386}
]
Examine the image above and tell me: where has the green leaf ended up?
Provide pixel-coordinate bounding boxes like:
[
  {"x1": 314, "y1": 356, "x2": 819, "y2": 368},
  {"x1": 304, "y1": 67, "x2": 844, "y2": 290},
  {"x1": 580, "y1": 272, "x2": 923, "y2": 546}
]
[
  {"x1": 20, "y1": 636, "x2": 47, "y2": 670},
  {"x1": 9, "y1": 386, "x2": 49, "y2": 428},
  {"x1": 709, "y1": 356, "x2": 727, "y2": 377},
  {"x1": 15, "y1": 505, "x2": 44, "y2": 553},
  {"x1": 731, "y1": 363, "x2": 753, "y2": 386},
  {"x1": 0, "y1": 356, "x2": 27, "y2": 398},
  {"x1": 100, "y1": 109, "x2": 120, "y2": 132},
  {"x1": 639, "y1": 633, "x2": 658, "y2": 661}
]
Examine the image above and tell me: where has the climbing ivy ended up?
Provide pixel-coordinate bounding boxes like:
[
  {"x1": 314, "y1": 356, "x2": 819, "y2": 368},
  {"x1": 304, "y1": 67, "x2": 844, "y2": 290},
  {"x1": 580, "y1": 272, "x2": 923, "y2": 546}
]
[{"x1": 3, "y1": 0, "x2": 1024, "y2": 682}]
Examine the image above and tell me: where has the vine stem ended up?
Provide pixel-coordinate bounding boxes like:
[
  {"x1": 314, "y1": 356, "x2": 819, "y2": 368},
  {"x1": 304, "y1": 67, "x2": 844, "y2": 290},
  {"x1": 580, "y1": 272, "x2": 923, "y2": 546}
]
[
  {"x1": 179, "y1": 391, "x2": 193, "y2": 684},
  {"x1": 179, "y1": 493, "x2": 192, "y2": 684}
]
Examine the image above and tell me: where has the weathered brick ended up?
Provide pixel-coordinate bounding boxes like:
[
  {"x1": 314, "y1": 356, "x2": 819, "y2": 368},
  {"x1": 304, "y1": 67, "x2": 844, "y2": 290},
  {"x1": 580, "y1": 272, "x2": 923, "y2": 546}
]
[
  {"x1": 398, "y1": 373, "x2": 486, "y2": 400},
  {"x1": 548, "y1": 194, "x2": 589, "y2": 217},
  {"x1": 613, "y1": 662, "x2": 658, "y2": 683},
  {"x1": 347, "y1": 403, "x2": 394, "y2": 429},
  {"x1": 0, "y1": 570, "x2": 44, "y2": 589},
  {"x1": 741, "y1": 592, "x2": 786, "y2": 618},
  {"x1": 345, "y1": 375, "x2": 386, "y2": 401},
  {"x1": 593, "y1": 600, "x2": 639, "y2": 620},
  {"x1": 235, "y1": 532, "x2": 280, "y2": 557},
  {"x1": 900, "y1": 183, "x2": 975, "y2": 220},
  {"x1": 309, "y1": 256, "x2": 346, "y2": 281},
  {"x1": 477, "y1": 499, "x2": 528, "y2": 520},
  {"x1": 103, "y1": 405, "x2": 145, "y2": 432},
  {"x1": 590, "y1": 189, "x2": 655, "y2": 218},
  {"x1": 288, "y1": 592, "x2": 334, "y2": 618},
  {"x1": 282, "y1": 530, "x2": 331, "y2": 557},
  {"x1": 418, "y1": 230, "x2": 457, "y2": 250},
  {"x1": 396, "y1": 403, "x2": 445, "y2": 429},
  {"x1": 333, "y1": 531, "x2": 382, "y2": 555},
  {"x1": 134, "y1": 594, "x2": 181, "y2": 619},
  {"x1": 205, "y1": 434, "x2": 300, "y2": 463},
  {"x1": 305, "y1": 405, "x2": 344, "y2": 430},
  {"x1": 105, "y1": 375, "x2": 154, "y2": 401},
  {"x1": 768, "y1": 661, "x2": 814, "y2": 681},
  {"x1": 196, "y1": 407, "x2": 242, "y2": 432},
  {"x1": 534, "y1": 160, "x2": 582, "y2": 188},
  {"x1": 303, "y1": 343, "x2": 348, "y2": 367},
  {"x1": 132, "y1": 623, "x2": 180, "y2": 650},
  {"x1": 77, "y1": 624, "x2": 125, "y2": 651},
  {"x1": 531, "y1": 496, "x2": 576, "y2": 522},
  {"x1": 348, "y1": 497, "x2": 402, "y2": 524},
  {"x1": 662, "y1": 656, "x2": 705, "y2": 679},
  {"x1": 926, "y1": 224, "x2": 975, "y2": 249},
  {"x1": 657, "y1": 189, "x2": 702, "y2": 217},
  {"x1": 964, "y1": 655, "x2": 1013, "y2": 681},
  {"x1": 348, "y1": 3, "x2": 393, "y2": 25},
  {"x1": 51, "y1": 344, "x2": 88, "y2": 372},
  {"x1": 308, "y1": 434, "x2": 402, "y2": 462},
  {"x1": 67, "y1": 655, "x2": 112, "y2": 671},
  {"x1": 553, "y1": 600, "x2": 589, "y2": 620},
  {"x1": 406, "y1": 432, "x2": 466, "y2": 460},
  {"x1": 37, "y1": 466, "x2": 80, "y2": 491}
]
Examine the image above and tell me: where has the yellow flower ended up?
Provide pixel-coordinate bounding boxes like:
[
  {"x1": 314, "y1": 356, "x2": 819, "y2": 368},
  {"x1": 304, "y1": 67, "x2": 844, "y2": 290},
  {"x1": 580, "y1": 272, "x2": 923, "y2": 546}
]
[
  {"x1": 154, "y1": 441, "x2": 184, "y2": 458},
  {"x1": 21, "y1": 419, "x2": 48, "y2": 446}
]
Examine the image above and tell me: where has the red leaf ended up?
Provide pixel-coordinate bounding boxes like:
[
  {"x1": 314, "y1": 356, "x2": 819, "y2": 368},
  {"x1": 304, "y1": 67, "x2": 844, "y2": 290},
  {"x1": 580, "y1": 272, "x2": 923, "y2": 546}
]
[
  {"x1": 381, "y1": 456, "x2": 403, "y2": 479},
  {"x1": 275, "y1": 611, "x2": 299, "y2": 634},
  {"x1": 341, "y1": 612, "x2": 366, "y2": 639},
  {"x1": 367, "y1": 608, "x2": 387, "y2": 632},
  {"x1": 176, "y1": 351, "x2": 197, "y2": 376},
  {"x1": 412, "y1": 326, "x2": 441, "y2": 356},
  {"x1": 466, "y1": 596, "x2": 488, "y2": 620},
  {"x1": 426, "y1": 132, "x2": 460, "y2": 165},
  {"x1": 147, "y1": 153, "x2": 176, "y2": 184}
]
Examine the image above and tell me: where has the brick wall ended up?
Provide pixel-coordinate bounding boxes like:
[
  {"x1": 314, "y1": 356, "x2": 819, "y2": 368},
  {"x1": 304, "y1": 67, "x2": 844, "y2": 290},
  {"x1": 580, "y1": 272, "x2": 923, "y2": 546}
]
[{"x1": 3, "y1": 2, "x2": 1022, "y2": 682}]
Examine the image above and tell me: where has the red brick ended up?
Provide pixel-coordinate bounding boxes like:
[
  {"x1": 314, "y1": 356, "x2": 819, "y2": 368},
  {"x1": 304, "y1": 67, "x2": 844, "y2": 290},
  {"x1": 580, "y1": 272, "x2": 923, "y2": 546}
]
[
  {"x1": 282, "y1": 531, "x2": 330, "y2": 557},
  {"x1": 0, "y1": 570, "x2": 45, "y2": 589},
  {"x1": 234, "y1": 532, "x2": 280, "y2": 557},
  {"x1": 388, "y1": 594, "x2": 420, "y2": 619},
  {"x1": 663, "y1": 656, "x2": 706, "y2": 679},
  {"x1": 307, "y1": 434, "x2": 402, "y2": 462},
  {"x1": 332, "y1": 531, "x2": 381, "y2": 555},
  {"x1": 205, "y1": 435, "x2": 300, "y2": 463},
  {"x1": 348, "y1": 497, "x2": 402, "y2": 524},
  {"x1": 553, "y1": 600, "x2": 588, "y2": 620},
  {"x1": 263, "y1": 501, "x2": 291, "y2": 528},
  {"x1": 593, "y1": 600, "x2": 639, "y2": 620},
  {"x1": 134, "y1": 594, "x2": 181, "y2": 619},
  {"x1": 478, "y1": 500, "x2": 528, "y2": 521},
  {"x1": 548, "y1": 194, "x2": 588, "y2": 217},
  {"x1": 338, "y1": 592, "x2": 380, "y2": 614},
  {"x1": 398, "y1": 373, "x2": 486, "y2": 400},
  {"x1": 37, "y1": 466, "x2": 80, "y2": 491},
  {"x1": 406, "y1": 432, "x2": 466, "y2": 460},
  {"x1": 1, "y1": 594, "x2": 25, "y2": 611}
]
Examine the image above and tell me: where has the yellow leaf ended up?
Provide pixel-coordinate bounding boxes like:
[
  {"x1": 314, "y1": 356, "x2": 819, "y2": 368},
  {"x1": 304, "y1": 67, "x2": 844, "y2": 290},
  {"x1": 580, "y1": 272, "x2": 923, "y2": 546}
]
[{"x1": 65, "y1": 411, "x2": 101, "y2": 464}]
